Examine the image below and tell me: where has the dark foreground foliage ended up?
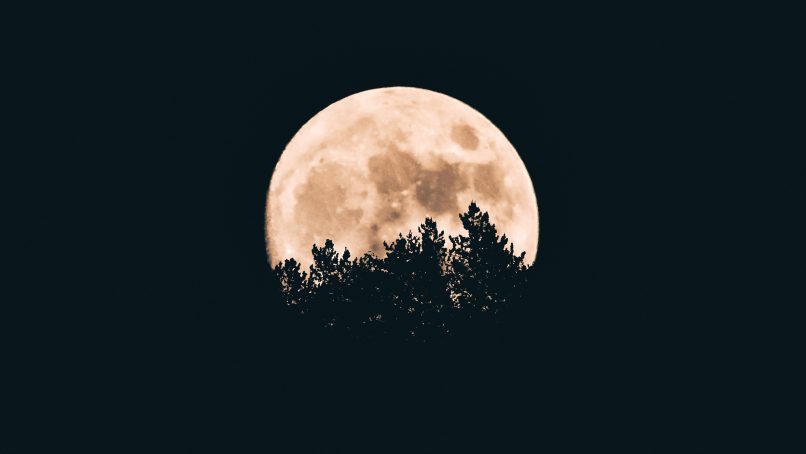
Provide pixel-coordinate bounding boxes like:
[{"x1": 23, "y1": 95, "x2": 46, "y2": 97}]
[{"x1": 273, "y1": 202, "x2": 531, "y2": 342}]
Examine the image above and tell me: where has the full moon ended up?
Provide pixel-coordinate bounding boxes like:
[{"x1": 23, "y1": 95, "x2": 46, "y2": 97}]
[{"x1": 266, "y1": 87, "x2": 539, "y2": 269}]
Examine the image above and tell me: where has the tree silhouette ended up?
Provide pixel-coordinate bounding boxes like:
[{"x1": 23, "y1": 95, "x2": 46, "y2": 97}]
[
  {"x1": 302, "y1": 239, "x2": 342, "y2": 330},
  {"x1": 274, "y1": 258, "x2": 307, "y2": 311},
  {"x1": 272, "y1": 203, "x2": 531, "y2": 342},
  {"x1": 448, "y1": 201, "x2": 527, "y2": 316}
]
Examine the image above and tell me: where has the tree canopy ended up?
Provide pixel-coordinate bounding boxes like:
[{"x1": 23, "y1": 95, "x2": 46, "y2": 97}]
[{"x1": 273, "y1": 202, "x2": 531, "y2": 342}]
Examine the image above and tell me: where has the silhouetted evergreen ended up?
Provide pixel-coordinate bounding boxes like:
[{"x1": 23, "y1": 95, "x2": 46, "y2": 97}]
[
  {"x1": 272, "y1": 203, "x2": 532, "y2": 342},
  {"x1": 448, "y1": 202, "x2": 527, "y2": 314}
]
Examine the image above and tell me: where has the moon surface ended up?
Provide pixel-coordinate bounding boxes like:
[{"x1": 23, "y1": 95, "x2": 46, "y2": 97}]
[{"x1": 266, "y1": 87, "x2": 539, "y2": 269}]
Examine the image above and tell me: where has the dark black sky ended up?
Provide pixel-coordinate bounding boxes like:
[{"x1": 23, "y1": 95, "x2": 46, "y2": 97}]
[
  {"x1": 16, "y1": 8, "x2": 720, "y2": 450},
  {"x1": 138, "y1": 36, "x2": 650, "y2": 449}
]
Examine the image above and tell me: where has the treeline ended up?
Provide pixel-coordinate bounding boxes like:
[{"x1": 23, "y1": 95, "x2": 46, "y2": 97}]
[{"x1": 273, "y1": 202, "x2": 531, "y2": 342}]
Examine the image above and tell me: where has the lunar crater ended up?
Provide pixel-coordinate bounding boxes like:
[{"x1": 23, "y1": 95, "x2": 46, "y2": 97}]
[
  {"x1": 415, "y1": 162, "x2": 465, "y2": 215},
  {"x1": 368, "y1": 148, "x2": 422, "y2": 194},
  {"x1": 451, "y1": 123, "x2": 480, "y2": 150}
]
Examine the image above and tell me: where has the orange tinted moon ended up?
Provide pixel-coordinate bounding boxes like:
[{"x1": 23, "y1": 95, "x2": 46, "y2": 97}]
[{"x1": 266, "y1": 87, "x2": 539, "y2": 269}]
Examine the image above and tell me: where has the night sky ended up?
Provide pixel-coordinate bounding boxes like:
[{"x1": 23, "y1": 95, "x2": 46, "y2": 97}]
[{"x1": 15, "y1": 8, "x2": 710, "y2": 450}]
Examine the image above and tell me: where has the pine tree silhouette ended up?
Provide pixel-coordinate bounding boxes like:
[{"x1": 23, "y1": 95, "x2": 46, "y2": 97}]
[
  {"x1": 307, "y1": 239, "x2": 351, "y2": 331},
  {"x1": 448, "y1": 201, "x2": 528, "y2": 317},
  {"x1": 274, "y1": 258, "x2": 307, "y2": 311},
  {"x1": 414, "y1": 218, "x2": 452, "y2": 339},
  {"x1": 272, "y1": 203, "x2": 530, "y2": 342}
]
